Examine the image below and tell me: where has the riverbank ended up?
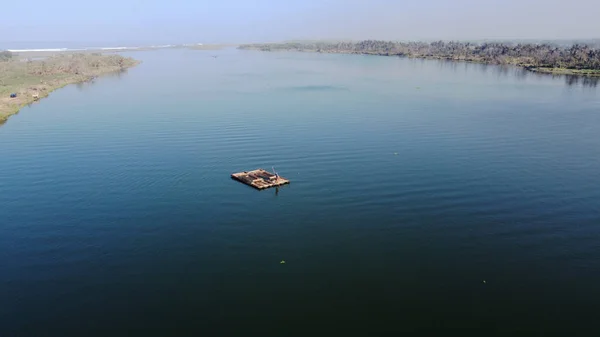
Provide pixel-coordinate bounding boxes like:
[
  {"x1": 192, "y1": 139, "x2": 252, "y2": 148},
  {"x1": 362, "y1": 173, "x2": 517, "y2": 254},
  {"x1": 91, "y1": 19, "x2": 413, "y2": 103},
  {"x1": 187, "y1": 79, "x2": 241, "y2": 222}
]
[
  {"x1": 0, "y1": 53, "x2": 140, "y2": 124},
  {"x1": 239, "y1": 41, "x2": 600, "y2": 77},
  {"x1": 524, "y1": 66, "x2": 600, "y2": 76}
]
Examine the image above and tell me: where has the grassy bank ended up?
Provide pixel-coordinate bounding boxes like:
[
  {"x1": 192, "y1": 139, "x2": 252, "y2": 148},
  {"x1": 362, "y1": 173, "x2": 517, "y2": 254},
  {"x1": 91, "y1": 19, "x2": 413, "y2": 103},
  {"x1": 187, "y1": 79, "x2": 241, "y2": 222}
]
[
  {"x1": 0, "y1": 52, "x2": 140, "y2": 125},
  {"x1": 239, "y1": 41, "x2": 600, "y2": 77},
  {"x1": 525, "y1": 67, "x2": 600, "y2": 76}
]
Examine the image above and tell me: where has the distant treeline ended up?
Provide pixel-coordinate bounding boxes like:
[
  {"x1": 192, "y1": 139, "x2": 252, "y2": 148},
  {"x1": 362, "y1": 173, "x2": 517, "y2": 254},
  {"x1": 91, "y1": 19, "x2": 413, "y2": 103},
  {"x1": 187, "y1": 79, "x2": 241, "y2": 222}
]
[
  {"x1": 239, "y1": 41, "x2": 600, "y2": 73},
  {"x1": 24, "y1": 53, "x2": 137, "y2": 76}
]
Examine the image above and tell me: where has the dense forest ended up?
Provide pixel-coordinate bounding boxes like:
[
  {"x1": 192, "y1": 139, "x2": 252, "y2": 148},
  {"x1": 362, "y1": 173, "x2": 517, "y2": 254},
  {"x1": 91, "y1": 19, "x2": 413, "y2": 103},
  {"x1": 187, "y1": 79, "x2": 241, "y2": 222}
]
[{"x1": 239, "y1": 41, "x2": 600, "y2": 75}]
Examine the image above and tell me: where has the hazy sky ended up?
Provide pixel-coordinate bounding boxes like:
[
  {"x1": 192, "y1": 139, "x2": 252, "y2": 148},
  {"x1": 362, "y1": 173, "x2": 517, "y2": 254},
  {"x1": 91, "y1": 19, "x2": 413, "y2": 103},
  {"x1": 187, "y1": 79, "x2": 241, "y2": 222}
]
[{"x1": 2, "y1": 0, "x2": 599, "y2": 45}]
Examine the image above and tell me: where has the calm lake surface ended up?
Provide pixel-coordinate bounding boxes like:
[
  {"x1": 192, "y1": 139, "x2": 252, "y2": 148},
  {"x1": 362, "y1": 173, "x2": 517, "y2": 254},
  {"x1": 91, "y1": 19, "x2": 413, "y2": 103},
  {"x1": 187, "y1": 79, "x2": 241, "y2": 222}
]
[{"x1": 1, "y1": 48, "x2": 600, "y2": 336}]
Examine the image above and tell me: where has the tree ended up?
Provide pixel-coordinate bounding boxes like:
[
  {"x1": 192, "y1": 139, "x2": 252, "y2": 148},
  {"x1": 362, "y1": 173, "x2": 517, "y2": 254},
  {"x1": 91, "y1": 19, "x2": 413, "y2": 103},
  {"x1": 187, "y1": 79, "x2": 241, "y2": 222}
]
[{"x1": 0, "y1": 51, "x2": 13, "y2": 61}]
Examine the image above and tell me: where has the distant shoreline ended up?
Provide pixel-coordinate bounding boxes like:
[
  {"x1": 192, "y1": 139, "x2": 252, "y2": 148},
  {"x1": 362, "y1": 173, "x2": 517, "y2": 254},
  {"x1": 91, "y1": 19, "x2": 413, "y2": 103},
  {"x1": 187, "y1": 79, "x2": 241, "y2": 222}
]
[
  {"x1": 0, "y1": 53, "x2": 140, "y2": 125},
  {"x1": 4, "y1": 43, "x2": 236, "y2": 58},
  {"x1": 239, "y1": 41, "x2": 600, "y2": 77}
]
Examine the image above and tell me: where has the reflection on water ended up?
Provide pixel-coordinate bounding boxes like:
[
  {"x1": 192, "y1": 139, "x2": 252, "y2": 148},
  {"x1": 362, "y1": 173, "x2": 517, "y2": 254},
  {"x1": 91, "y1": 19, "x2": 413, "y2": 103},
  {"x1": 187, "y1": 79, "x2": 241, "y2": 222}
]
[
  {"x1": 430, "y1": 58, "x2": 599, "y2": 88},
  {"x1": 564, "y1": 74, "x2": 599, "y2": 87},
  {"x1": 74, "y1": 68, "x2": 131, "y2": 91},
  {"x1": 75, "y1": 81, "x2": 91, "y2": 90}
]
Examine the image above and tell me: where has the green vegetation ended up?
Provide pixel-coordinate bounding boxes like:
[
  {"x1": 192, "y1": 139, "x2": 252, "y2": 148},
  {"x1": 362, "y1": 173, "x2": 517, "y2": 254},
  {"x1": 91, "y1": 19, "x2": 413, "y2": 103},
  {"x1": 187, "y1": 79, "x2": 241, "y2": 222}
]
[
  {"x1": 0, "y1": 51, "x2": 13, "y2": 61},
  {"x1": 526, "y1": 67, "x2": 600, "y2": 76},
  {"x1": 239, "y1": 41, "x2": 600, "y2": 76},
  {"x1": 0, "y1": 53, "x2": 140, "y2": 124}
]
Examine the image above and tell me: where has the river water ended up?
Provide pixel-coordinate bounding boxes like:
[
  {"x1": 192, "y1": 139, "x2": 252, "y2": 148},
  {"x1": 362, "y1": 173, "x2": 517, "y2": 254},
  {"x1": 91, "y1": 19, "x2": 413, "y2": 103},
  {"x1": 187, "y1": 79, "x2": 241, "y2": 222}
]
[{"x1": 1, "y1": 48, "x2": 599, "y2": 336}]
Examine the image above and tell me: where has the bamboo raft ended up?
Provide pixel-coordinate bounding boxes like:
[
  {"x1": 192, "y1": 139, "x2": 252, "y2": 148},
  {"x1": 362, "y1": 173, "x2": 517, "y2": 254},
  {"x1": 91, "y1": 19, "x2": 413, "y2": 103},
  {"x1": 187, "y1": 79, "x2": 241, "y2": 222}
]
[{"x1": 231, "y1": 168, "x2": 290, "y2": 190}]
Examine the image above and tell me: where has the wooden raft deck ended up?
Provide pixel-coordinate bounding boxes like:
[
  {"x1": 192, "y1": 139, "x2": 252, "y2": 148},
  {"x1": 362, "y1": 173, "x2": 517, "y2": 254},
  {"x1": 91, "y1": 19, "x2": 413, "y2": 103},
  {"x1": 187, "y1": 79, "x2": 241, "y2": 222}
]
[{"x1": 231, "y1": 169, "x2": 290, "y2": 190}]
